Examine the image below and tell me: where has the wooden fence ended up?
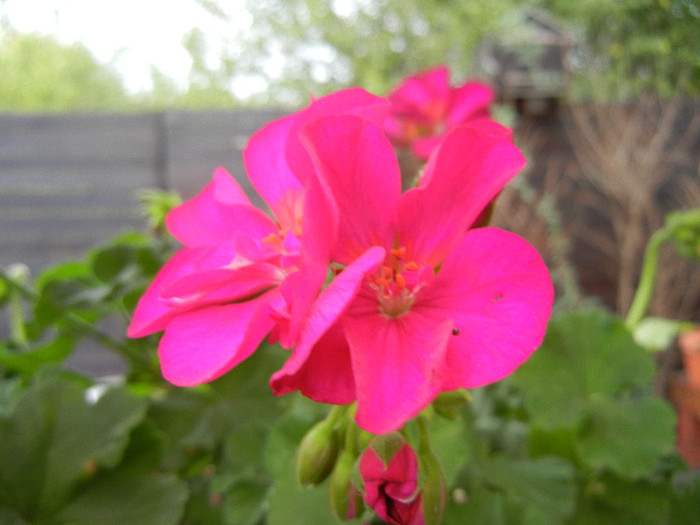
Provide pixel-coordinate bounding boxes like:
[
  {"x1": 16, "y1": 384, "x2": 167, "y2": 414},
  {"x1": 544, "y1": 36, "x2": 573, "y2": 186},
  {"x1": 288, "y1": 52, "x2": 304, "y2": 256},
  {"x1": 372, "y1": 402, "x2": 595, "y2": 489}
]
[{"x1": 0, "y1": 109, "x2": 287, "y2": 273}]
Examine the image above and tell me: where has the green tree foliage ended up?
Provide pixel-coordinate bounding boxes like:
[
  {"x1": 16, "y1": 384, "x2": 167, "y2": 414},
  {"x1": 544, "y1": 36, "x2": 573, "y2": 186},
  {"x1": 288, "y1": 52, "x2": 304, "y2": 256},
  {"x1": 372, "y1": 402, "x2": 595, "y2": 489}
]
[
  {"x1": 542, "y1": 0, "x2": 700, "y2": 99},
  {"x1": 0, "y1": 29, "x2": 133, "y2": 112},
  {"x1": 204, "y1": 0, "x2": 700, "y2": 104},
  {"x1": 227, "y1": 0, "x2": 519, "y2": 105}
]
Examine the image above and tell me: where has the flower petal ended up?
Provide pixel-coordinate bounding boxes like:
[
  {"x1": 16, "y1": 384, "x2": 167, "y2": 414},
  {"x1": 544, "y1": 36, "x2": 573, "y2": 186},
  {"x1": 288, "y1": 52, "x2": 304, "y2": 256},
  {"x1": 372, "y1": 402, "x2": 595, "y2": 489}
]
[
  {"x1": 158, "y1": 291, "x2": 279, "y2": 386},
  {"x1": 418, "y1": 227, "x2": 553, "y2": 390},
  {"x1": 398, "y1": 125, "x2": 526, "y2": 267},
  {"x1": 446, "y1": 81, "x2": 493, "y2": 127},
  {"x1": 160, "y1": 262, "x2": 284, "y2": 305},
  {"x1": 344, "y1": 292, "x2": 453, "y2": 434},
  {"x1": 166, "y1": 167, "x2": 277, "y2": 247},
  {"x1": 388, "y1": 66, "x2": 450, "y2": 122},
  {"x1": 286, "y1": 87, "x2": 391, "y2": 183},
  {"x1": 127, "y1": 247, "x2": 212, "y2": 337},
  {"x1": 243, "y1": 114, "x2": 305, "y2": 229},
  {"x1": 270, "y1": 246, "x2": 385, "y2": 397},
  {"x1": 300, "y1": 115, "x2": 400, "y2": 264},
  {"x1": 271, "y1": 321, "x2": 356, "y2": 404},
  {"x1": 275, "y1": 169, "x2": 340, "y2": 348}
]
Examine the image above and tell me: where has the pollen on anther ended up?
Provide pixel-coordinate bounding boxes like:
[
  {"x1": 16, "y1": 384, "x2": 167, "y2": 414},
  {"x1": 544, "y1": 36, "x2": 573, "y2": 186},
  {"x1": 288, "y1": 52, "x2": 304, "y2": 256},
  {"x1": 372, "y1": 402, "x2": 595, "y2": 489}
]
[
  {"x1": 405, "y1": 261, "x2": 419, "y2": 271},
  {"x1": 391, "y1": 247, "x2": 407, "y2": 258},
  {"x1": 382, "y1": 266, "x2": 393, "y2": 278},
  {"x1": 395, "y1": 273, "x2": 406, "y2": 289},
  {"x1": 262, "y1": 233, "x2": 280, "y2": 244},
  {"x1": 376, "y1": 277, "x2": 390, "y2": 289}
]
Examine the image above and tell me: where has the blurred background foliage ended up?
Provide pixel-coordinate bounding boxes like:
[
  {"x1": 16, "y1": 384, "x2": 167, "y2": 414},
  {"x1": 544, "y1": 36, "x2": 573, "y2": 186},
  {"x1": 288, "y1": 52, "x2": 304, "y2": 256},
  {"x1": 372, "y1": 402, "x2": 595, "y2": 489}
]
[{"x1": 1, "y1": 0, "x2": 699, "y2": 111}]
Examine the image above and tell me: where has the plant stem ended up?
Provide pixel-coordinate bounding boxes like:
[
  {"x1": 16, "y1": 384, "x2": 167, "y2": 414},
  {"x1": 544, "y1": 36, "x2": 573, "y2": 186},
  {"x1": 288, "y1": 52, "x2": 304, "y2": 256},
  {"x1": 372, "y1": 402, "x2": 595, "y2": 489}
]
[{"x1": 625, "y1": 228, "x2": 669, "y2": 329}]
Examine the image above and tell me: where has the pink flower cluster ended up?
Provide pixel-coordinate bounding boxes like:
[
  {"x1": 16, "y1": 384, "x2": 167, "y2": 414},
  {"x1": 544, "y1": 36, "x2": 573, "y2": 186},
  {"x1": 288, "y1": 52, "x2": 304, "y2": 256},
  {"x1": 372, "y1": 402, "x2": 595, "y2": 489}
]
[{"x1": 128, "y1": 70, "x2": 553, "y2": 435}]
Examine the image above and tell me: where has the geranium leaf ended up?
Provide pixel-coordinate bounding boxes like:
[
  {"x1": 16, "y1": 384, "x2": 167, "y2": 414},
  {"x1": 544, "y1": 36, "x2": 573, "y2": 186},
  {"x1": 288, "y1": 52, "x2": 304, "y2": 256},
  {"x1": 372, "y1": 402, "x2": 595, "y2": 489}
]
[{"x1": 511, "y1": 309, "x2": 655, "y2": 429}]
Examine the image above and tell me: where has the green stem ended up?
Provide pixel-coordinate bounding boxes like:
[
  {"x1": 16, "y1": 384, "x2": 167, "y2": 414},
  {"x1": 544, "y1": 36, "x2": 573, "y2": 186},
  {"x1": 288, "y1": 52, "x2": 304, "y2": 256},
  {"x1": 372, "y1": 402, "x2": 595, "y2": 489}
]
[{"x1": 625, "y1": 228, "x2": 669, "y2": 329}]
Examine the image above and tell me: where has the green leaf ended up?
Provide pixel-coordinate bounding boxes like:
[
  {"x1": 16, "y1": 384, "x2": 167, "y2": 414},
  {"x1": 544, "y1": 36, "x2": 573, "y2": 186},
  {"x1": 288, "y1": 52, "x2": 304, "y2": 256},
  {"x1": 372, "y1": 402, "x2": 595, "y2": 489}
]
[
  {"x1": 589, "y1": 471, "x2": 671, "y2": 524},
  {"x1": 671, "y1": 471, "x2": 700, "y2": 525},
  {"x1": 35, "y1": 261, "x2": 90, "y2": 290},
  {"x1": 0, "y1": 379, "x2": 147, "y2": 520},
  {"x1": 443, "y1": 484, "x2": 507, "y2": 525},
  {"x1": 0, "y1": 334, "x2": 74, "y2": 374},
  {"x1": 0, "y1": 504, "x2": 29, "y2": 525},
  {"x1": 90, "y1": 245, "x2": 139, "y2": 284},
  {"x1": 511, "y1": 309, "x2": 655, "y2": 429},
  {"x1": 49, "y1": 461, "x2": 187, "y2": 525},
  {"x1": 577, "y1": 397, "x2": 676, "y2": 479},
  {"x1": 480, "y1": 456, "x2": 577, "y2": 521},
  {"x1": 430, "y1": 414, "x2": 472, "y2": 487},
  {"x1": 224, "y1": 478, "x2": 269, "y2": 525}
]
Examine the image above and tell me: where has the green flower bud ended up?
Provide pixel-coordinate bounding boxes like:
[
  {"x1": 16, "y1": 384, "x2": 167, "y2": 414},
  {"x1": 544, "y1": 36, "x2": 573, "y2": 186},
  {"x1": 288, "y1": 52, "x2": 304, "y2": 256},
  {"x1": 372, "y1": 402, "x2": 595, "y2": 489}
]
[
  {"x1": 330, "y1": 448, "x2": 364, "y2": 521},
  {"x1": 296, "y1": 417, "x2": 339, "y2": 486}
]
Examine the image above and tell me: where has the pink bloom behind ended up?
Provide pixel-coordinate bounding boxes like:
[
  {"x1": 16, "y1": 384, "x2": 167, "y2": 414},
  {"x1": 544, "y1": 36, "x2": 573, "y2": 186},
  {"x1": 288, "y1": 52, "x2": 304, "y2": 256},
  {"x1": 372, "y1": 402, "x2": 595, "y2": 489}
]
[{"x1": 385, "y1": 65, "x2": 495, "y2": 160}]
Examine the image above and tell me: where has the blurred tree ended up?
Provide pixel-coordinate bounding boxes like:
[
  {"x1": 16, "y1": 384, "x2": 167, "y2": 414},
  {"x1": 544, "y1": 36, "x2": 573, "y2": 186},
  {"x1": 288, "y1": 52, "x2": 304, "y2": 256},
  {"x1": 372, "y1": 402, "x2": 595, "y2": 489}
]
[
  {"x1": 0, "y1": 29, "x2": 133, "y2": 112},
  {"x1": 198, "y1": 0, "x2": 699, "y2": 104},
  {"x1": 140, "y1": 27, "x2": 239, "y2": 110},
  {"x1": 542, "y1": 0, "x2": 700, "y2": 99},
  {"x1": 224, "y1": 0, "x2": 519, "y2": 106}
]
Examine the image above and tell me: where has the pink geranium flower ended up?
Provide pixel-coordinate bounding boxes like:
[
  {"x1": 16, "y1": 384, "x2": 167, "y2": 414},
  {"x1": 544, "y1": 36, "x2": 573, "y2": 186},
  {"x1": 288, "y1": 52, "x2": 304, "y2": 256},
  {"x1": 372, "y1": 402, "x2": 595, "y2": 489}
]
[
  {"x1": 271, "y1": 115, "x2": 553, "y2": 434},
  {"x1": 385, "y1": 65, "x2": 494, "y2": 160},
  {"x1": 127, "y1": 89, "x2": 389, "y2": 387},
  {"x1": 359, "y1": 436, "x2": 424, "y2": 525}
]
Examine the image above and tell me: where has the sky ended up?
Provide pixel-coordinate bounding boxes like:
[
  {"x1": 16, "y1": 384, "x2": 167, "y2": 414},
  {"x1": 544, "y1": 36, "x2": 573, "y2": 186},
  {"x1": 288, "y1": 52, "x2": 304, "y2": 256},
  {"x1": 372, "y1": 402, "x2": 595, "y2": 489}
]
[{"x1": 0, "y1": 0, "x2": 249, "y2": 93}]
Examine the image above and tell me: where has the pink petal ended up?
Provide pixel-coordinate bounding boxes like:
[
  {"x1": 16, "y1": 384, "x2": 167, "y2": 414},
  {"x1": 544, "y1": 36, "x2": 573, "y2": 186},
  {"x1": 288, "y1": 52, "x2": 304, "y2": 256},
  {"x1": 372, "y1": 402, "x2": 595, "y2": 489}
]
[
  {"x1": 388, "y1": 66, "x2": 450, "y2": 121},
  {"x1": 166, "y1": 168, "x2": 277, "y2": 247},
  {"x1": 446, "y1": 81, "x2": 494, "y2": 127},
  {"x1": 344, "y1": 291, "x2": 453, "y2": 434},
  {"x1": 300, "y1": 115, "x2": 400, "y2": 264},
  {"x1": 128, "y1": 247, "x2": 213, "y2": 337},
  {"x1": 360, "y1": 442, "x2": 424, "y2": 525},
  {"x1": 409, "y1": 136, "x2": 441, "y2": 160},
  {"x1": 417, "y1": 227, "x2": 553, "y2": 390},
  {"x1": 243, "y1": 114, "x2": 305, "y2": 230},
  {"x1": 160, "y1": 262, "x2": 284, "y2": 305},
  {"x1": 275, "y1": 171, "x2": 340, "y2": 348},
  {"x1": 286, "y1": 87, "x2": 391, "y2": 190},
  {"x1": 398, "y1": 124, "x2": 526, "y2": 267},
  {"x1": 270, "y1": 246, "x2": 385, "y2": 395},
  {"x1": 158, "y1": 291, "x2": 279, "y2": 386},
  {"x1": 270, "y1": 321, "x2": 356, "y2": 404}
]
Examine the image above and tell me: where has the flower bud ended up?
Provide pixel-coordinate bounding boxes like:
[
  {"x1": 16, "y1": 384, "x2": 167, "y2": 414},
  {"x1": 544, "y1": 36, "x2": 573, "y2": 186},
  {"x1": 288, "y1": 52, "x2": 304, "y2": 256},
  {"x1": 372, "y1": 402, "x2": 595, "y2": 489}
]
[
  {"x1": 296, "y1": 417, "x2": 339, "y2": 486},
  {"x1": 330, "y1": 448, "x2": 365, "y2": 520},
  {"x1": 358, "y1": 433, "x2": 423, "y2": 525}
]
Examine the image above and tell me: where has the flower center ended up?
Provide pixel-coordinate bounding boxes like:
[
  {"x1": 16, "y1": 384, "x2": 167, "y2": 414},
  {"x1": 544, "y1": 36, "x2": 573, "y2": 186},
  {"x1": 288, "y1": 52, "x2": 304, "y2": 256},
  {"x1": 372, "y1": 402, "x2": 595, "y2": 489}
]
[{"x1": 371, "y1": 247, "x2": 420, "y2": 319}]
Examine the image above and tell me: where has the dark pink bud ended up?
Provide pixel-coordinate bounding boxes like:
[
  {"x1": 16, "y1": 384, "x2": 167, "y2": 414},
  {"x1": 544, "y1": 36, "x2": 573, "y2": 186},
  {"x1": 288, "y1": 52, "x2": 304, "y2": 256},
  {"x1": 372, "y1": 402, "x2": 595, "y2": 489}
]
[{"x1": 358, "y1": 434, "x2": 425, "y2": 525}]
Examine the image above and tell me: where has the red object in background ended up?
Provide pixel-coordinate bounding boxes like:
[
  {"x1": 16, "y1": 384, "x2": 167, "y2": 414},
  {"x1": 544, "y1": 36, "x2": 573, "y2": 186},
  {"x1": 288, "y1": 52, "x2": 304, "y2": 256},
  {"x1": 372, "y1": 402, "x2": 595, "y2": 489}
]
[{"x1": 672, "y1": 328, "x2": 700, "y2": 468}]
